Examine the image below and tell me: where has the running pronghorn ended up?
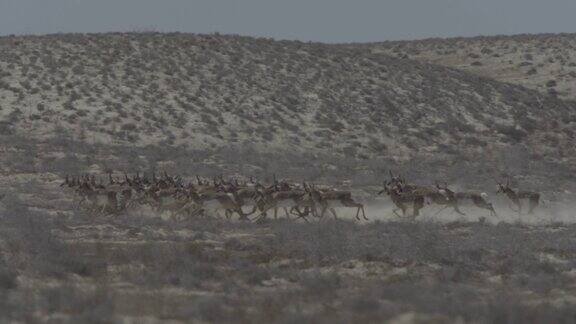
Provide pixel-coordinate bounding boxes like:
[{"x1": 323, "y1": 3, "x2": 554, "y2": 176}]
[
  {"x1": 379, "y1": 180, "x2": 425, "y2": 218},
  {"x1": 386, "y1": 171, "x2": 457, "y2": 215},
  {"x1": 61, "y1": 175, "x2": 118, "y2": 214},
  {"x1": 187, "y1": 190, "x2": 248, "y2": 220},
  {"x1": 309, "y1": 185, "x2": 368, "y2": 221},
  {"x1": 497, "y1": 180, "x2": 540, "y2": 214},
  {"x1": 255, "y1": 184, "x2": 316, "y2": 222},
  {"x1": 435, "y1": 182, "x2": 498, "y2": 218}
]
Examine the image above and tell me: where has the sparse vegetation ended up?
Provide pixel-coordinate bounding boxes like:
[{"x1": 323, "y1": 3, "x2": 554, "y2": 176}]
[
  {"x1": 370, "y1": 33, "x2": 576, "y2": 100},
  {"x1": 2, "y1": 199, "x2": 576, "y2": 323},
  {"x1": 0, "y1": 33, "x2": 574, "y2": 165},
  {"x1": 1, "y1": 32, "x2": 576, "y2": 323}
]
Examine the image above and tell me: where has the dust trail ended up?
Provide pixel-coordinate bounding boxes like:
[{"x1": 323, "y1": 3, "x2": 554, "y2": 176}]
[{"x1": 332, "y1": 198, "x2": 576, "y2": 225}]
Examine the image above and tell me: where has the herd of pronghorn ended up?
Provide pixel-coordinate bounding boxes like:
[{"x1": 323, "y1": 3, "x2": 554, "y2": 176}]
[{"x1": 60, "y1": 170, "x2": 542, "y2": 222}]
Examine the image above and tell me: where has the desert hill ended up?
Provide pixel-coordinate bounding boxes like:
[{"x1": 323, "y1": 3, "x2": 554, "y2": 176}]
[
  {"x1": 1, "y1": 33, "x2": 576, "y2": 188},
  {"x1": 364, "y1": 33, "x2": 576, "y2": 100}
]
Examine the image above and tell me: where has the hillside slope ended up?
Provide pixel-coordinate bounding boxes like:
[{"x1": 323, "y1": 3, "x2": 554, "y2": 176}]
[
  {"x1": 0, "y1": 33, "x2": 575, "y2": 167},
  {"x1": 365, "y1": 33, "x2": 576, "y2": 100}
]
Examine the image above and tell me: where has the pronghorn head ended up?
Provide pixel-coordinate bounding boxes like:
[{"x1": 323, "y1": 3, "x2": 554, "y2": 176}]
[
  {"x1": 496, "y1": 179, "x2": 511, "y2": 194},
  {"x1": 388, "y1": 170, "x2": 407, "y2": 188},
  {"x1": 379, "y1": 180, "x2": 395, "y2": 195}
]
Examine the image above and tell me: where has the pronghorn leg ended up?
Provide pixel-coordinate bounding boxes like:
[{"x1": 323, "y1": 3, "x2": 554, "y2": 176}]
[
  {"x1": 283, "y1": 207, "x2": 290, "y2": 219},
  {"x1": 310, "y1": 205, "x2": 319, "y2": 218},
  {"x1": 483, "y1": 203, "x2": 498, "y2": 218},
  {"x1": 236, "y1": 208, "x2": 249, "y2": 221},
  {"x1": 452, "y1": 204, "x2": 466, "y2": 216},
  {"x1": 291, "y1": 207, "x2": 309, "y2": 222},
  {"x1": 432, "y1": 205, "x2": 449, "y2": 217},
  {"x1": 253, "y1": 205, "x2": 271, "y2": 223},
  {"x1": 99, "y1": 203, "x2": 107, "y2": 216},
  {"x1": 320, "y1": 205, "x2": 329, "y2": 220},
  {"x1": 528, "y1": 199, "x2": 538, "y2": 214},
  {"x1": 298, "y1": 208, "x2": 310, "y2": 222},
  {"x1": 288, "y1": 207, "x2": 300, "y2": 218},
  {"x1": 351, "y1": 204, "x2": 367, "y2": 221},
  {"x1": 251, "y1": 208, "x2": 266, "y2": 222},
  {"x1": 330, "y1": 208, "x2": 338, "y2": 219},
  {"x1": 360, "y1": 206, "x2": 368, "y2": 220}
]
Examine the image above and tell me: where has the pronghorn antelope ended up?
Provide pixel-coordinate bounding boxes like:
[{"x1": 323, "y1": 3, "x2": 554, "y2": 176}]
[
  {"x1": 62, "y1": 175, "x2": 118, "y2": 214},
  {"x1": 309, "y1": 185, "x2": 367, "y2": 221},
  {"x1": 144, "y1": 187, "x2": 188, "y2": 218},
  {"x1": 386, "y1": 171, "x2": 457, "y2": 215},
  {"x1": 497, "y1": 180, "x2": 540, "y2": 214},
  {"x1": 436, "y1": 182, "x2": 498, "y2": 218},
  {"x1": 255, "y1": 186, "x2": 316, "y2": 221},
  {"x1": 189, "y1": 190, "x2": 248, "y2": 220},
  {"x1": 379, "y1": 180, "x2": 425, "y2": 218},
  {"x1": 61, "y1": 171, "x2": 546, "y2": 223},
  {"x1": 244, "y1": 178, "x2": 312, "y2": 221}
]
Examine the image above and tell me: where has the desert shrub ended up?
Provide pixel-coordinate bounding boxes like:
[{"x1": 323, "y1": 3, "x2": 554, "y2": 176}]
[
  {"x1": 494, "y1": 124, "x2": 527, "y2": 142},
  {"x1": 121, "y1": 123, "x2": 137, "y2": 131},
  {"x1": 0, "y1": 121, "x2": 15, "y2": 135},
  {"x1": 0, "y1": 267, "x2": 18, "y2": 290}
]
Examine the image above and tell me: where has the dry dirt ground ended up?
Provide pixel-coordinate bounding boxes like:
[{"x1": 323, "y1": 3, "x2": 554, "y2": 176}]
[
  {"x1": 2, "y1": 167, "x2": 576, "y2": 323},
  {"x1": 2, "y1": 31, "x2": 576, "y2": 322}
]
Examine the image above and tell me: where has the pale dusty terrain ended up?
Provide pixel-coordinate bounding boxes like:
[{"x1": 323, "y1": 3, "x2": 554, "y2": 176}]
[
  {"x1": 2, "y1": 32, "x2": 576, "y2": 323},
  {"x1": 1, "y1": 33, "x2": 576, "y2": 168},
  {"x1": 362, "y1": 33, "x2": 576, "y2": 100}
]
